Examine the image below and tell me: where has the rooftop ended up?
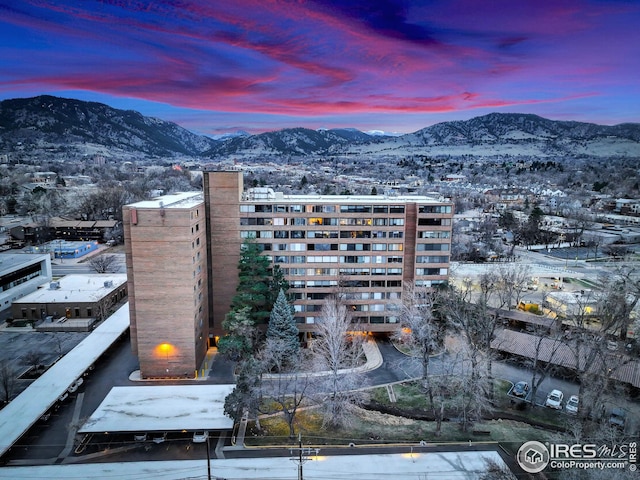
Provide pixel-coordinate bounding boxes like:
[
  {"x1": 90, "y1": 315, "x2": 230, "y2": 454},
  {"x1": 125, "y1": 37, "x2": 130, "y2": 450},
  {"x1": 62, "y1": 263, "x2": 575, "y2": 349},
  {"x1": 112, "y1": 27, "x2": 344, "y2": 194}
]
[
  {"x1": 0, "y1": 253, "x2": 49, "y2": 276},
  {"x1": 12, "y1": 274, "x2": 127, "y2": 305},
  {"x1": 243, "y1": 188, "x2": 449, "y2": 204},
  {"x1": 79, "y1": 385, "x2": 235, "y2": 433},
  {"x1": 126, "y1": 191, "x2": 203, "y2": 210}
]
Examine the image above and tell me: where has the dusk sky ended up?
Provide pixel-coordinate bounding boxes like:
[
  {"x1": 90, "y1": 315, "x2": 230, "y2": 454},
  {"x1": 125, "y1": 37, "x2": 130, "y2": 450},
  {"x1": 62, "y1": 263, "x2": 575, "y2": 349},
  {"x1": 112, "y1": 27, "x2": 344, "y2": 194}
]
[{"x1": 1, "y1": 1, "x2": 639, "y2": 136}]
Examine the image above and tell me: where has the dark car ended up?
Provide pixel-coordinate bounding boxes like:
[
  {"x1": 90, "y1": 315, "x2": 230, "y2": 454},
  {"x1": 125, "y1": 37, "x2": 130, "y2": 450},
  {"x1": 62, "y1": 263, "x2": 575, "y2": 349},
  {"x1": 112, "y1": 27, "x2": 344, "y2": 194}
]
[
  {"x1": 512, "y1": 381, "x2": 530, "y2": 397},
  {"x1": 609, "y1": 408, "x2": 626, "y2": 429}
]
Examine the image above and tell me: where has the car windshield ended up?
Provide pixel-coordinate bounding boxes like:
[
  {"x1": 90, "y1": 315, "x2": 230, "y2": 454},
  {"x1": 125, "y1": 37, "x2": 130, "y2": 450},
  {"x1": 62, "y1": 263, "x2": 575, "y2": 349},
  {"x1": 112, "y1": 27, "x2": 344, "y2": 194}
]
[{"x1": 550, "y1": 394, "x2": 560, "y2": 401}]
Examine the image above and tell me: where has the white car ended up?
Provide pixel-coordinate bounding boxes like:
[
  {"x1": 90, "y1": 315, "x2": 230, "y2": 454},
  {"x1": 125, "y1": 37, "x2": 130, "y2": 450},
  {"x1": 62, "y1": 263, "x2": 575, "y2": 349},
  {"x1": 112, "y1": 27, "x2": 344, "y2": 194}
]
[
  {"x1": 68, "y1": 377, "x2": 84, "y2": 393},
  {"x1": 545, "y1": 389, "x2": 564, "y2": 409},
  {"x1": 133, "y1": 432, "x2": 147, "y2": 442},
  {"x1": 192, "y1": 431, "x2": 209, "y2": 443},
  {"x1": 152, "y1": 432, "x2": 167, "y2": 444},
  {"x1": 565, "y1": 395, "x2": 579, "y2": 414}
]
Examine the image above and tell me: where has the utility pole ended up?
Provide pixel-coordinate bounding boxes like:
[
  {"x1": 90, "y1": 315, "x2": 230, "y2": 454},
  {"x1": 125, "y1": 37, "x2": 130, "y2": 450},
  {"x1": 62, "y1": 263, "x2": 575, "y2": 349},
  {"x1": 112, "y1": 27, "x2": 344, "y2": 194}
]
[
  {"x1": 290, "y1": 433, "x2": 319, "y2": 480},
  {"x1": 206, "y1": 434, "x2": 211, "y2": 480}
]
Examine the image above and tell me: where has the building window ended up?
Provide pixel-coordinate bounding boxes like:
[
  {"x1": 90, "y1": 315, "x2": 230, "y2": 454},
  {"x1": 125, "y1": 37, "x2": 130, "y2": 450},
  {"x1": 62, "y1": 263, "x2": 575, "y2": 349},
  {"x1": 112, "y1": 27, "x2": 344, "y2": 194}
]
[
  {"x1": 417, "y1": 243, "x2": 449, "y2": 251},
  {"x1": 74, "y1": 307, "x2": 80, "y2": 317},
  {"x1": 389, "y1": 218, "x2": 404, "y2": 226},
  {"x1": 418, "y1": 231, "x2": 451, "y2": 239},
  {"x1": 87, "y1": 308, "x2": 92, "y2": 317},
  {"x1": 419, "y1": 205, "x2": 452, "y2": 214},
  {"x1": 418, "y1": 218, "x2": 452, "y2": 226},
  {"x1": 340, "y1": 205, "x2": 372, "y2": 213}
]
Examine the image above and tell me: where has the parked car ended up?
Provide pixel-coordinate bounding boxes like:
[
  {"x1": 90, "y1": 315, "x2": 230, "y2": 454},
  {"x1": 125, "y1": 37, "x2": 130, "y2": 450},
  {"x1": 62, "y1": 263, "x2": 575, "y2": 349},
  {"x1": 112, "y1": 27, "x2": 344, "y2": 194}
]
[
  {"x1": 545, "y1": 389, "x2": 564, "y2": 409},
  {"x1": 565, "y1": 395, "x2": 579, "y2": 414},
  {"x1": 512, "y1": 381, "x2": 530, "y2": 398},
  {"x1": 609, "y1": 408, "x2": 626, "y2": 429},
  {"x1": 152, "y1": 432, "x2": 167, "y2": 444},
  {"x1": 68, "y1": 377, "x2": 84, "y2": 393},
  {"x1": 134, "y1": 432, "x2": 147, "y2": 442},
  {"x1": 192, "y1": 431, "x2": 209, "y2": 443},
  {"x1": 606, "y1": 340, "x2": 618, "y2": 351}
]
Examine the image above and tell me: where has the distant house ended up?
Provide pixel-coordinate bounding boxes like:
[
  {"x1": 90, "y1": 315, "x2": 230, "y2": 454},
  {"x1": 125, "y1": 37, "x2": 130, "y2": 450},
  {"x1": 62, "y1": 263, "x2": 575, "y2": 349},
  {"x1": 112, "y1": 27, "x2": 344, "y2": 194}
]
[
  {"x1": 9, "y1": 218, "x2": 120, "y2": 246},
  {"x1": 483, "y1": 187, "x2": 536, "y2": 211},
  {"x1": 50, "y1": 218, "x2": 119, "y2": 242}
]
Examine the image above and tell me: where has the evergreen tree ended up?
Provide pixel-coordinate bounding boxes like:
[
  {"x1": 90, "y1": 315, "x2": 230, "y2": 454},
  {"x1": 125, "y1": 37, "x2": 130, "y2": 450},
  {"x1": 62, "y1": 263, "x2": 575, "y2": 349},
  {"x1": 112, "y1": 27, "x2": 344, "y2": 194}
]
[
  {"x1": 217, "y1": 306, "x2": 255, "y2": 361},
  {"x1": 230, "y1": 237, "x2": 273, "y2": 325},
  {"x1": 265, "y1": 289, "x2": 300, "y2": 369},
  {"x1": 268, "y1": 264, "x2": 289, "y2": 308}
]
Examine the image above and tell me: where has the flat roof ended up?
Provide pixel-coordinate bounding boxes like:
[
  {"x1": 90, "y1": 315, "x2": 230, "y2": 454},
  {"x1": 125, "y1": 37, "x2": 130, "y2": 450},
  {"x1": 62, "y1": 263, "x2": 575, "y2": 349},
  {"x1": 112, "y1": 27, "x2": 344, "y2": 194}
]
[
  {"x1": 0, "y1": 253, "x2": 49, "y2": 276},
  {"x1": 0, "y1": 450, "x2": 508, "y2": 479},
  {"x1": 12, "y1": 273, "x2": 127, "y2": 304},
  {"x1": 127, "y1": 191, "x2": 203, "y2": 209},
  {"x1": 78, "y1": 385, "x2": 235, "y2": 433},
  {"x1": 245, "y1": 192, "x2": 449, "y2": 204}
]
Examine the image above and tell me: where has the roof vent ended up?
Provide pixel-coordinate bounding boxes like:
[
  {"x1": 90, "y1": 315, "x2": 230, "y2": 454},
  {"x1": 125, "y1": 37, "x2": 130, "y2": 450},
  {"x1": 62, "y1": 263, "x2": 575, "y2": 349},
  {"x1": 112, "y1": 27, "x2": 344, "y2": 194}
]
[{"x1": 49, "y1": 281, "x2": 60, "y2": 290}]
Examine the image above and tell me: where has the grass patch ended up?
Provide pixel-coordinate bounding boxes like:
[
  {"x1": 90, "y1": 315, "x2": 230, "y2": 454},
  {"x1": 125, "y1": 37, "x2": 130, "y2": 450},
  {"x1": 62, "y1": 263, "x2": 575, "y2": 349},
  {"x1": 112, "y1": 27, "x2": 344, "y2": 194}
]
[
  {"x1": 246, "y1": 378, "x2": 563, "y2": 449},
  {"x1": 245, "y1": 406, "x2": 556, "y2": 448}
]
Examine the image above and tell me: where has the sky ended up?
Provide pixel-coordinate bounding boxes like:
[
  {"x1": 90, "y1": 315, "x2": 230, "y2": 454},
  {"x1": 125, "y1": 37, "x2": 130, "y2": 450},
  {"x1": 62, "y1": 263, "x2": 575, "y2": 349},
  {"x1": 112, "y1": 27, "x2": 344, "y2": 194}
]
[{"x1": 1, "y1": 1, "x2": 639, "y2": 136}]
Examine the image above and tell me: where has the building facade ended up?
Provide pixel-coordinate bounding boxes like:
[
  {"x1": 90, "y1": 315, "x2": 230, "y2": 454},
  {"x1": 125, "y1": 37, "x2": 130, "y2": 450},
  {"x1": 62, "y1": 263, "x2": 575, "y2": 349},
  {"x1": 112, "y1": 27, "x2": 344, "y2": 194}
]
[
  {"x1": 11, "y1": 273, "x2": 127, "y2": 331},
  {"x1": 0, "y1": 253, "x2": 52, "y2": 313},
  {"x1": 203, "y1": 170, "x2": 454, "y2": 334},
  {"x1": 123, "y1": 192, "x2": 208, "y2": 379},
  {"x1": 124, "y1": 171, "x2": 453, "y2": 377}
]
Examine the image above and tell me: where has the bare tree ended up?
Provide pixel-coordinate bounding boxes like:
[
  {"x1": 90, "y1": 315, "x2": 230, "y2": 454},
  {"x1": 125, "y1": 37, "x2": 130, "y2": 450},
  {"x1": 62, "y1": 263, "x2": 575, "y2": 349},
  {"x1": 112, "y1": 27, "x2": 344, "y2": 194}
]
[
  {"x1": 259, "y1": 368, "x2": 311, "y2": 439},
  {"x1": 88, "y1": 254, "x2": 120, "y2": 273},
  {"x1": 0, "y1": 360, "x2": 17, "y2": 404},
  {"x1": 479, "y1": 457, "x2": 517, "y2": 480},
  {"x1": 446, "y1": 336, "x2": 491, "y2": 432},
  {"x1": 23, "y1": 350, "x2": 45, "y2": 374},
  {"x1": 493, "y1": 263, "x2": 530, "y2": 311},
  {"x1": 392, "y1": 282, "x2": 449, "y2": 424},
  {"x1": 310, "y1": 295, "x2": 365, "y2": 428},
  {"x1": 444, "y1": 274, "x2": 501, "y2": 401},
  {"x1": 523, "y1": 325, "x2": 566, "y2": 408}
]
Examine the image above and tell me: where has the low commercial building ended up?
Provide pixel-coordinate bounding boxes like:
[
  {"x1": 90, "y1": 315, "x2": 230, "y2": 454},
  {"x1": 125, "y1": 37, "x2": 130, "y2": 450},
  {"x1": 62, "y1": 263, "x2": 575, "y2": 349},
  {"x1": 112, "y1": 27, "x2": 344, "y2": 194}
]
[{"x1": 10, "y1": 273, "x2": 128, "y2": 331}]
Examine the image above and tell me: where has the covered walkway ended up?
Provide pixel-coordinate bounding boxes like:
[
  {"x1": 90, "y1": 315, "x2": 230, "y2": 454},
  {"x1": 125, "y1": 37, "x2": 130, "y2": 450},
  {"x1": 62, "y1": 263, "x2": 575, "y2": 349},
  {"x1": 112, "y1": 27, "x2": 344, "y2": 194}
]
[{"x1": 0, "y1": 303, "x2": 130, "y2": 458}]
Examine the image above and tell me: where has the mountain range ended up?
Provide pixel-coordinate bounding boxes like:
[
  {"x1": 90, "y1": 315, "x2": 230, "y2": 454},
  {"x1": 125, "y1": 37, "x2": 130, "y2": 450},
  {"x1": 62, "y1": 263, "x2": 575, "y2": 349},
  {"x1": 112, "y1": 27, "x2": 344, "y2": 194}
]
[{"x1": 1, "y1": 95, "x2": 639, "y2": 159}]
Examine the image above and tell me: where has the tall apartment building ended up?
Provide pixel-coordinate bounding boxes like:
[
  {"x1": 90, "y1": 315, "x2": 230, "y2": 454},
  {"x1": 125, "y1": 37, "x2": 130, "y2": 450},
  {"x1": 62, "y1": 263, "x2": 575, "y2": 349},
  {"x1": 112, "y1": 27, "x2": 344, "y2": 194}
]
[
  {"x1": 203, "y1": 170, "x2": 453, "y2": 334},
  {"x1": 124, "y1": 171, "x2": 453, "y2": 377},
  {"x1": 123, "y1": 192, "x2": 208, "y2": 378}
]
